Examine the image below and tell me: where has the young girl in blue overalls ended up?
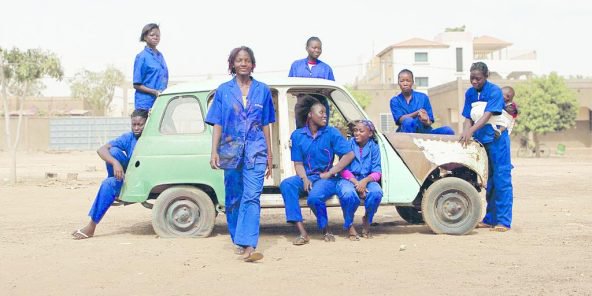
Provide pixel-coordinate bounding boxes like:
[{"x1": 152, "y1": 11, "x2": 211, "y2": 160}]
[
  {"x1": 459, "y1": 62, "x2": 514, "y2": 232},
  {"x1": 206, "y1": 46, "x2": 275, "y2": 262},
  {"x1": 279, "y1": 95, "x2": 354, "y2": 245},
  {"x1": 337, "y1": 120, "x2": 383, "y2": 240}
]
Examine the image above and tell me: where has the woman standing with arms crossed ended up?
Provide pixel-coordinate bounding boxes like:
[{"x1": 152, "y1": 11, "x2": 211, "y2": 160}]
[
  {"x1": 206, "y1": 46, "x2": 275, "y2": 262},
  {"x1": 459, "y1": 62, "x2": 514, "y2": 232},
  {"x1": 133, "y1": 23, "x2": 169, "y2": 110}
]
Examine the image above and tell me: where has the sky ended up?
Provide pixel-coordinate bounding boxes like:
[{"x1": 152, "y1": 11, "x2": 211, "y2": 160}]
[{"x1": 1, "y1": 0, "x2": 591, "y2": 96}]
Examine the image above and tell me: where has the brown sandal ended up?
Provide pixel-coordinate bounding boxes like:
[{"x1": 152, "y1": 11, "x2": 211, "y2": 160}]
[
  {"x1": 490, "y1": 225, "x2": 510, "y2": 232},
  {"x1": 292, "y1": 235, "x2": 310, "y2": 246}
]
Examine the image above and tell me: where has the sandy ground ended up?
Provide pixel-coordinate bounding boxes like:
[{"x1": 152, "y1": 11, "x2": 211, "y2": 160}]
[{"x1": 1, "y1": 150, "x2": 592, "y2": 296}]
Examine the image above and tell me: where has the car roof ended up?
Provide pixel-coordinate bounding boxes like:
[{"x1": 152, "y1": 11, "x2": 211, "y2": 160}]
[{"x1": 161, "y1": 76, "x2": 343, "y2": 95}]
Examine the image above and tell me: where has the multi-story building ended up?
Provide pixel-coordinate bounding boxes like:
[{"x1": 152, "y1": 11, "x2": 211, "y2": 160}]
[{"x1": 357, "y1": 30, "x2": 541, "y2": 134}]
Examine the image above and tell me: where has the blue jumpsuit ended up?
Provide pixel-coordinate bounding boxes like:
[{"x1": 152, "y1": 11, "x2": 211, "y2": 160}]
[
  {"x1": 88, "y1": 132, "x2": 137, "y2": 223},
  {"x1": 205, "y1": 77, "x2": 276, "y2": 248},
  {"x1": 288, "y1": 58, "x2": 335, "y2": 128},
  {"x1": 336, "y1": 138, "x2": 383, "y2": 229},
  {"x1": 133, "y1": 46, "x2": 169, "y2": 110},
  {"x1": 390, "y1": 90, "x2": 455, "y2": 135},
  {"x1": 462, "y1": 80, "x2": 514, "y2": 228},
  {"x1": 280, "y1": 126, "x2": 352, "y2": 230}
]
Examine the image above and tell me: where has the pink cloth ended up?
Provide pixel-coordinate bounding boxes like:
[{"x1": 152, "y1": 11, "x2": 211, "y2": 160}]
[
  {"x1": 340, "y1": 169, "x2": 355, "y2": 180},
  {"x1": 340, "y1": 170, "x2": 382, "y2": 182}
]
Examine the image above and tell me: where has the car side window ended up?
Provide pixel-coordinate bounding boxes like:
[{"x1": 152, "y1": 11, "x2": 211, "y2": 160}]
[{"x1": 160, "y1": 95, "x2": 205, "y2": 134}]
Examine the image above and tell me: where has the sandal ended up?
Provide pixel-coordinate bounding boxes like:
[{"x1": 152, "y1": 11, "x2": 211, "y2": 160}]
[
  {"x1": 477, "y1": 222, "x2": 493, "y2": 229},
  {"x1": 234, "y1": 246, "x2": 245, "y2": 255},
  {"x1": 292, "y1": 235, "x2": 310, "y2": 246},
  {"x1": 490, "y1": 225, "x2": 510, "y2": 232},
  {"x1": 323, "y1": 233, "x2": 336, "y2": 242},
  {"x1": 361, "y1": 231, "x2": 373, "y2": 239},
  {"x1": 243, "y1": 252, "x2": 264, "y2": 263},
  {"x1": 348, "y1": 234, "x2": 360, "y2": 241}
]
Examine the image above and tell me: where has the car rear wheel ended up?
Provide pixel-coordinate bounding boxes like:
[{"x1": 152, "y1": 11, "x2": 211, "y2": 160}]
[
  {"x1": 421, "y1": 177, "x2": 482, "y2": 235},
  {"x1": 152, "y1": 186, "x2": 216, "y2": 238},
  {"x1": 395, "y1": 206, "x2": 424, "y2": 224}
]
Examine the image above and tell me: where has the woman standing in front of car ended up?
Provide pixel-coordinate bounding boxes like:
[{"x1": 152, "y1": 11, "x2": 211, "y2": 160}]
[
  {"x1": 133, "y1": 23, "x2": 169, "y2": 111},
  {"x1": 459, "y1": 62, "x2": 514, "y2": 232},
  {"x1": 206, "y1": 46, "x2": 275, "y2": 262}
]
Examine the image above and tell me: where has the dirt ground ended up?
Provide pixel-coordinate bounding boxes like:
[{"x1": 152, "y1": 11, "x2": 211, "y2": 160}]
[{"x1": 1, "y1": 150, "x2": 591, "y2": 296}]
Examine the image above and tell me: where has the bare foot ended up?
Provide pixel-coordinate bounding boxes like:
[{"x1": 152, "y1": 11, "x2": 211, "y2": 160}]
[
  {"x1": 361, "y1": 216, "x2": 372, "y2": 239},
  {"x1": 348, "y1": 226, "x2": 360, "y2": 241}
]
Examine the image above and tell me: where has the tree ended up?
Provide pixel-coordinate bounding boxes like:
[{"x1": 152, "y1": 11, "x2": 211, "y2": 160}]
[
  {"x1": 0, "y1": 47, "x2": 63, "y2": 184},
  {"x1": 513, "y1": 73, "x2": 578, "y2": 157},
  {"x1": 345, "y1": 85, "x2": 372, "y2": 110},
  {"x1": 69, "y1": 66, "x2": 125, "y2": 115}
]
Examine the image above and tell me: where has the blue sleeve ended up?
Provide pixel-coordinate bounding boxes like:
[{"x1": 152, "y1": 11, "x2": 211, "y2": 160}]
[
  {"x1": 327, "y1": 67, "x2": 335, "y2": 81},
  {"x1": 462, "y1": 89, "x2": 473, "y2": 119},
  {"x1": 109, "y1": 133, "x2": 129, "y2": 151},
  {"x1": 205, "y1": 89, "x2": 224, "y2": 126},
  {"x1": 424, "y1": 95, "x2": 435, "y2": 122},
  {"x1": 390, "y1": 97, "x2": 403, "y2": 125},
  {"x1": 161, "y1": 56, "x2": 169, "y2": 89},
  {"x1": 133, "y1": 54, "x2": 144, "y2": 85},
  {"x1": 261, "y1": 87, "x2": 276, "y2": 125},
  {"x1": 484, "y1": 87, "x2": 504, "y2": 115},
  {"x1": 290, "y1": 132, "x2": 303, "y2": 162},
  {"x1": 288, "y1": 61, "x2": 296, "y2": 77},
  {"x1": 371, "y1": 142, "x2": 382, "y2": 174},
  {"x1": 332, "y1": 128, "x2": 352, "y2": 157}
]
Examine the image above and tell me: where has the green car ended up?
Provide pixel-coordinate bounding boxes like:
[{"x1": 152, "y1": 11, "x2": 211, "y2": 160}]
[{"x1": 119, "y1": 77, "x2": 488, "y2": 237}]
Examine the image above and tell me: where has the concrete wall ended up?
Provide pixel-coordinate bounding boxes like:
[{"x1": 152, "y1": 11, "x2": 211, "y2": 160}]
[{"x1": 0, "y1": 117, "x2": 50, "y2": 151}]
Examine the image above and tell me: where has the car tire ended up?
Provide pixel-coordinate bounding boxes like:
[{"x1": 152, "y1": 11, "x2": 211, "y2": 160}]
[
  {"x1": 395, "y1": 206, "x2": 424, "y2": 224},
  {"x1": 152, "y1": 186, "x2": 216, "y2": 238},
  {"x1": 421, "y1": 177, "x2": 482, "y2": 235}
]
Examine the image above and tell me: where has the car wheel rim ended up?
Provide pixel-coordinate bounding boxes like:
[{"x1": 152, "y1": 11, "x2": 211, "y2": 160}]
[
  {"x1": 435, "y1": 190, "x2": 470, "y2": 225},
  {"x1": 165, "y1": 198, "x2": 201, "y2": 233}
]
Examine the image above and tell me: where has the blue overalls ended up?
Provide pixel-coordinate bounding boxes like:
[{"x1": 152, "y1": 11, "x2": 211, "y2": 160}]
[
  {"x1": 88, "y1": 132, "x2": 137, "y2": 223},
  {"x1": 288, "y1": 58, "x2": 335, "y2": 128},
  {"x1": 133, "y1": 46, "x2": 169, "y2": 110},
  {"x1": 279, "y1": 125, "x2": 352, "y2": 230},
  {"x1": 336, "y1": 138, "x2": 383, "y2": 229},
  {"x1": 462, "y1": 80, "x2": 514, "y2": 228},
  {"x1": 205, "y1": 77, "x2": 276, "y2": 248},
  {"x1": 390, "y1": 90, "x2": 455, "y2": 135}
]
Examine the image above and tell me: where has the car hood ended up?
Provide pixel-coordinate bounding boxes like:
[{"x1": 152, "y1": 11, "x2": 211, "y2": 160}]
[{"x1": 382, "y1": 132, "x2": 488, "y2": 187}]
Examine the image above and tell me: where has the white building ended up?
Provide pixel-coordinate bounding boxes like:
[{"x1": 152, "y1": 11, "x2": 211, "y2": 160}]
[{"x1": 360, "y1": 31, "x2": 540, "y2": 92}]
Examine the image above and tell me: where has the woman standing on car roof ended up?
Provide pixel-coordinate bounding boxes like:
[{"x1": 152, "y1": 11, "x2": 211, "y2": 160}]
[
  {"x1": 205, "y1": 46, "x2": 275, "y2": 262},
  {"x1": 133, "y1": 23, "x2": 169, "y2": 111},
  {"x1": 289, "y1": 36, "x2": 335, "y2": 128},
  {"x1": 459, "y1": 62, "x2": 514, "y2": 232}
]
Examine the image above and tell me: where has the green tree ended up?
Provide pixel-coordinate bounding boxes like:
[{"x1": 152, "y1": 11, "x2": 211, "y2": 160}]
[
  {"x1": 514, "y1": 73, "x2": 578, "y2": 157},
  {"x1": 0, "y1": 47, "x2": 63, "y2": 184},
  {"x1": 345, "y1": 85, "x2": 372, "y2": 110},
  {"x1": 69, "y1": 66, "x2": 125, "y2": 115}
]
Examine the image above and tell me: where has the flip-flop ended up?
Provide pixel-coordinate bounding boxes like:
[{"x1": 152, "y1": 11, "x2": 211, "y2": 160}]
[
  {"x1": 243, "y1": 252, "x2": 264, "y2": 263},
  {"x1": 292, "y1": 235, "x2": 310, "y2": 246},
  {"x1": 72, "y1": 229, "x2": 91, "y2": 240},
  {"x1": 490, "y1": 225, "x2": 510, "y2": 232},
  {"x1": 476, "y1": 222, "x2": 493, "y2": 229}
]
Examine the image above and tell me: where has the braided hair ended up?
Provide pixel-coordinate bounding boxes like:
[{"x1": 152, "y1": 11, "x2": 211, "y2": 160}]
[
  {"x1": 347, "y1": 119, "x2": 378, "y2": 143},
  {"x1": 294, "y1": 95, "x2": 323, "y2": 128}
]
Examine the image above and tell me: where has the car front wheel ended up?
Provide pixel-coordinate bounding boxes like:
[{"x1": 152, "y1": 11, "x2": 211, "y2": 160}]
[
  {"x1": 421, "y1": 177, "x2": 482, "y2": 235},
  {"x1": 152, "y1": 186, "x2": 216, "y2": 238}
]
